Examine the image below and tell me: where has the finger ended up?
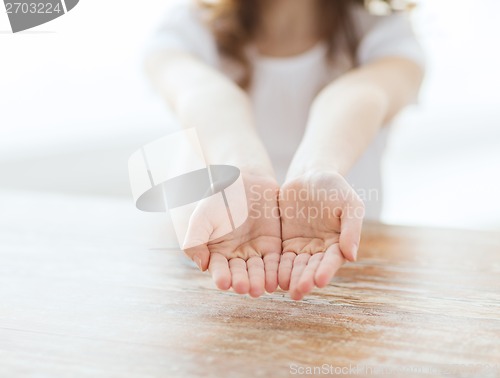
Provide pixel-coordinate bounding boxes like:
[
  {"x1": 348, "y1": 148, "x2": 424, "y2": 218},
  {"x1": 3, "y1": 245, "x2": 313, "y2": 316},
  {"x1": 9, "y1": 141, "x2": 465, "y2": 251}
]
[
  {"x1": 184, "y1": 244, "x2": 210, "y2": 271},
  {"x1": 229, "y1": 258, "x2": 250, "y2": 294},
  {"x1": 208, "y1": 253, "x2": 231, "y2": 290},
  {"x1": 289, "y1": 253, "x2": 311, "y2": 300},
  {"x1": 339, "y1": 198, "x2": 365, "y2": 262},
  {"x1": 278, "y1": 252, "x2": 296, "y2": 291},
  {"x1": 263, "y1": 253, "x2": 280, "y2": 293},
  {"x1": 314, "y1": 244, "x2": 345, "y2": 288},
  {"x1": 297, "y1": 252, "x2": 324, "y2": 295},
  {"x1": 247, "y1": 257, "x2": 265, "y2": 298}
]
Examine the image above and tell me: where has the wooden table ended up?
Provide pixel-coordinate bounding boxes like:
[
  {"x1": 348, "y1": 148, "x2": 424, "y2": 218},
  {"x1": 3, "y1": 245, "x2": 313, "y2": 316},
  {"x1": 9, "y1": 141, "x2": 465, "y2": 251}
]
[{"x1": 1, "y1": 191, "x2": 499, "y2": 378}]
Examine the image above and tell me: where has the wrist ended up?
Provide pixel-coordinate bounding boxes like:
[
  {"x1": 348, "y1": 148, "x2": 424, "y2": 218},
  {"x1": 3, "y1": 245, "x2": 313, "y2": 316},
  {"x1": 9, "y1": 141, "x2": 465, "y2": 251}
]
[
  {"x1": 285, "y1": 167, "x2": 343, "y2": 184},
  {"x1": 239, "y1": 165, "x2": 278, "y2": 184},
  {"x1": 201, "y1": 132, "x2": 276, "y2": 179},
  {"x1": 285, "y1": 152, "x2": 345, "y2": 183}
]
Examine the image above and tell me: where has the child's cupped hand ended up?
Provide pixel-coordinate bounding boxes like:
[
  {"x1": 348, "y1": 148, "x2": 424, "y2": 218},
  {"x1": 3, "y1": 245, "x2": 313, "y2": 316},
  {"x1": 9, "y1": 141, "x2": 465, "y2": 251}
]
[
  {"x1": 278, "y1": 171, "x2": 364, "y2": 300},
  {"x1": 183, "y1": 171, "x2": 364, "y2": 300},
  {"x1": 183, "y1": 173, "x2": 282, "y2": 298}
]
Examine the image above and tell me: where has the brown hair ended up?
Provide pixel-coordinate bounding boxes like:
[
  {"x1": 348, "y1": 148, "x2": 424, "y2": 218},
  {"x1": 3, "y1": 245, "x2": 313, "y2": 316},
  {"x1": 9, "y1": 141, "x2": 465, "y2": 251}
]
[{"x1": 197, "y1": 0, "x2": 406, "y2": 88}]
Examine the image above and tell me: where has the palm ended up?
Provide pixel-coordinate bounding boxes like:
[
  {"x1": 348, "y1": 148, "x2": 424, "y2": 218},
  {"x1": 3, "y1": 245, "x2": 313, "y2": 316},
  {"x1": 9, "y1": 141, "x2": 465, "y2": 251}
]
[
  {"x1": 184, "y1": 174, "x2": 281, "y2": 297},
  {"x1": 279, "y1": 172, "x2": 364, "y2": 300}
]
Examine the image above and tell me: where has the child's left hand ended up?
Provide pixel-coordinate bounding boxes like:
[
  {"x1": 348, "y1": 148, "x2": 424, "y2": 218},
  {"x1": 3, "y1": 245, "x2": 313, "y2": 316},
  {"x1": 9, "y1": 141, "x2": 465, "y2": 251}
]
[{"x1": 278, "y1": 171, "x2": 364, "y2": 300}]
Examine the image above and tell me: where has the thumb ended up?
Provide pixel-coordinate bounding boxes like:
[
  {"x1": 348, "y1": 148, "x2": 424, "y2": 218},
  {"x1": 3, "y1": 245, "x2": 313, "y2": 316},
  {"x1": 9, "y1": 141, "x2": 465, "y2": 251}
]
[
  {"x1": 339, "y1": 199, "x2": 365, "y2": 262},
  {"x1": 182, "y1": 204, "x2": 213, "y2": 271},
  {"x1": 184, "y1": 245, "x2": 210, "y2": 271}
]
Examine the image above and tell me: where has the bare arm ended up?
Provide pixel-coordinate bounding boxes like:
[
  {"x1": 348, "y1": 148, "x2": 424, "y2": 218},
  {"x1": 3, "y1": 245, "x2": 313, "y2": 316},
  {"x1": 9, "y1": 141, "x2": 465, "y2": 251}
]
[
  {"x1": 287, "y1": 57, "x2": 424, "y2": 179},
  {"x1": 278, "y1": 57, "x2": 424, "y2": 290},
  {"x1": 145, "y1": 51, "x2": 275, "y2": 178},
  {"x1": 145, "y1": 51, "x2": 282, "y2": 295}
]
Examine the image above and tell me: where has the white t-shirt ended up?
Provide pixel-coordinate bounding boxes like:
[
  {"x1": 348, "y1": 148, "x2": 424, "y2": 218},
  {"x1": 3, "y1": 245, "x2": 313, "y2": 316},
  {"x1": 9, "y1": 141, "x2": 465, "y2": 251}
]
[{"x1": 146, "y1": 0, "x2": 425, "y2": 219}]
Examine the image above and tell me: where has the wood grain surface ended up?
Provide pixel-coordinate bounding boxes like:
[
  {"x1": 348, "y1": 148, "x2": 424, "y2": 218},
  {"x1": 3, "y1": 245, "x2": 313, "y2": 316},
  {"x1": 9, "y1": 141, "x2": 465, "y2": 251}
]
[{"x1": 1, "y1": 191, "x2": 499, "y2": 378}]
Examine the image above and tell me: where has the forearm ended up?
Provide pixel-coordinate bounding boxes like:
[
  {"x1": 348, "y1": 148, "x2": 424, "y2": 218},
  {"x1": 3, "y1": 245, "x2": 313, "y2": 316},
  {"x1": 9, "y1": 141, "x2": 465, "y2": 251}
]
[
  {"x1": 288, "y1": 81, "x2": 388, "y2": 178},
  {"x1": 287, "y1": 57, "x2": 424, "y2": 179},
  {"x1": 146, "y1": 52, "x2": 275, "y2": 178},
  {"x1": 176, "y1": 82, "x2": 274, "y2": 177}
]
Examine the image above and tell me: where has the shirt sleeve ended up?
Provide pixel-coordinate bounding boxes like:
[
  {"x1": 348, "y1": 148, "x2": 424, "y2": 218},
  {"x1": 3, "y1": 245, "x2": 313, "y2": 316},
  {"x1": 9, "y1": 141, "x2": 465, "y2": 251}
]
[
  {"x1": 355, "y1": 10, "x2": 425, "y2": 68},
  {"x1": 143, "y1": 0, "x2": 219, "y2": 67}
]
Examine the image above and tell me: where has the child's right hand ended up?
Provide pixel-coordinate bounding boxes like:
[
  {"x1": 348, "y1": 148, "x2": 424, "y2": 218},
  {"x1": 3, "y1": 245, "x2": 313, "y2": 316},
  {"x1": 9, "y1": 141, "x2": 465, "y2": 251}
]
[{"x1": 183, "y1": 172, "x2": 282, "y2": 298}]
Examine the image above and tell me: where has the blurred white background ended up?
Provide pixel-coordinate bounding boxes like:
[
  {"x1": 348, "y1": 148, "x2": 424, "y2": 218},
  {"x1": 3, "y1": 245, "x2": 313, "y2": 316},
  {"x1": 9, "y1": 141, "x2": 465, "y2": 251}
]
[{"x1": 1, "y1": 0, "x2": 499, "y2": 230}]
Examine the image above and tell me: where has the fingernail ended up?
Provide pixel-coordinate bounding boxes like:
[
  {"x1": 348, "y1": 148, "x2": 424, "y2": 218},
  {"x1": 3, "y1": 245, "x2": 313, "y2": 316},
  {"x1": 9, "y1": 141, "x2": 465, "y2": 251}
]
[
  {"x1": 194, "y1": 256, "x2": 202, "y2": 270},
  {"x1": 352, "y1": 245, "x2": 358, "y2": 261}
]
